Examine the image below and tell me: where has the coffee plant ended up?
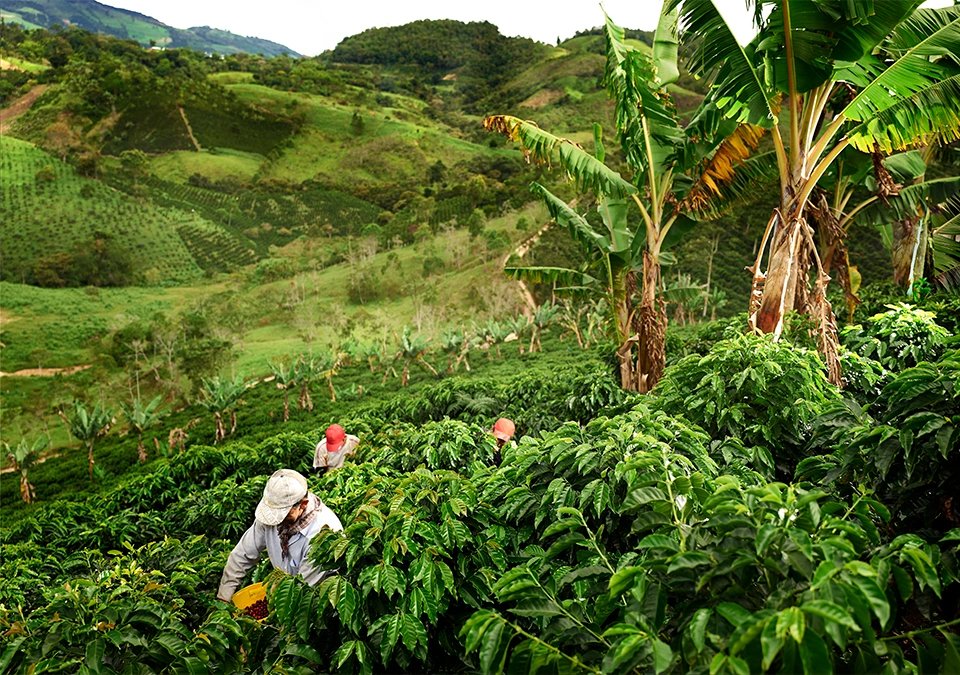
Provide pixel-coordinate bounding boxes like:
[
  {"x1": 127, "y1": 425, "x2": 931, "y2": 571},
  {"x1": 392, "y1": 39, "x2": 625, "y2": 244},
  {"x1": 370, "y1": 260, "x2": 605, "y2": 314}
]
[{"x1": 3, "y1": 323, "x2": 960, "y2": 673}]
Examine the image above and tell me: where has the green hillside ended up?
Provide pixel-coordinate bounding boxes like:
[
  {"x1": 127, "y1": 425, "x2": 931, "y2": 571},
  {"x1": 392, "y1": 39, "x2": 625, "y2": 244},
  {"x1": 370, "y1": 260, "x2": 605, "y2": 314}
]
[
  {"x1": 0, "y1": 136, "x2": 208, "y2": 284},
  {"x1": 1, "y1": 0, "x2": 298, "y2": 55}
]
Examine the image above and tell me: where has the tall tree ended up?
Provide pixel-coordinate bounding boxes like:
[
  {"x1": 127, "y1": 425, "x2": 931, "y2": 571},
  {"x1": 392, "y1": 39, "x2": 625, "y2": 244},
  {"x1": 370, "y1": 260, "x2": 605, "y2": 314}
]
[
  {"x1": 674, "y1": 0, "x2": 960, "y2": 382},
  {"x1": 486, "y1": 6, "x2": 775, "y2": 391}
]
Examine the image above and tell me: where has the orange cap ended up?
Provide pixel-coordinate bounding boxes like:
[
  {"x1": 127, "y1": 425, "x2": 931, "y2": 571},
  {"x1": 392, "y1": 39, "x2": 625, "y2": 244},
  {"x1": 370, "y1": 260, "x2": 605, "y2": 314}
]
[{"x1": 492, "y1": 418, "x2": 515, "y2": 442}]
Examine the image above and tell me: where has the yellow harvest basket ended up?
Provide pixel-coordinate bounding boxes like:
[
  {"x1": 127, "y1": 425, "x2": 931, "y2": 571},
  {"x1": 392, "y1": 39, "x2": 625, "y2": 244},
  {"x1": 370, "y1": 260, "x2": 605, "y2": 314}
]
[{"x1": 232, "y1": 583, "x2": 266, "y2": 611}]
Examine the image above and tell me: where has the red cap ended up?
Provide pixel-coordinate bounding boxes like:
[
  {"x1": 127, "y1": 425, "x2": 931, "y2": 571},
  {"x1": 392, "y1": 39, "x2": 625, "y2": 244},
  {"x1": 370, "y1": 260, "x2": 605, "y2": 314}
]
[
  {"x1": 492, "y1": 418, "x2": 515, "y2": 442},
  {"x1": 325, "y1": 424, "x2": 346, "y2": 453}
]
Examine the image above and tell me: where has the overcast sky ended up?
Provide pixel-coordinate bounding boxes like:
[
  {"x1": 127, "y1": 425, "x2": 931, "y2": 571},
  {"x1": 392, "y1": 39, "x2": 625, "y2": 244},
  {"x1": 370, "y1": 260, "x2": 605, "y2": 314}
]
[{"x1": 102, "y1": 0, "x2": 954, "y2": 57}]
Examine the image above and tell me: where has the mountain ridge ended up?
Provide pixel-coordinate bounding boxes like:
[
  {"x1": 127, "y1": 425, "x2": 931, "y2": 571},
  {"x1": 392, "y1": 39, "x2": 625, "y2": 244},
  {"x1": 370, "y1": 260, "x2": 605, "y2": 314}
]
[{"x1": 1, "y1": 0, "x2": 299, "y2": 56}]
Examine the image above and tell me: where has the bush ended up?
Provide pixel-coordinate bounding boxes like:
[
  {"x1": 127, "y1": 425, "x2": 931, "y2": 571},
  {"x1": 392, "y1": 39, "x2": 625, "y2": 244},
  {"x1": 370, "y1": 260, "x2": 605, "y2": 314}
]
[
  {"x1": 653, "y1": 333, "x2": 840, "y2": 478},
  {"x1": 842, "y1": 303, "x2": 952, "y2": 374}
]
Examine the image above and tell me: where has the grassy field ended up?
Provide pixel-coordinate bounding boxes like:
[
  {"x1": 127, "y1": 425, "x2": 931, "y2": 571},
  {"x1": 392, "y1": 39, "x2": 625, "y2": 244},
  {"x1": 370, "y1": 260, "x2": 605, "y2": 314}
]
[{"x1": 150, "y1": 148, "x2": 264, "y2": 184}]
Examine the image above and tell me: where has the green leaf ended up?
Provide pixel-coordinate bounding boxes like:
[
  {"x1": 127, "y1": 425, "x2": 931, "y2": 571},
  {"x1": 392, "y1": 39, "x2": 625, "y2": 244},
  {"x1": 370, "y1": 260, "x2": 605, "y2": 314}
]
[
  {"x1": 283, "y1": 643, "x2": 323, "y2": 664},
  {"x1": 401, "y1": 613, "x2": 427, "y2": 652},
  {"x1": 717, "y1": 602, "x2": 752, "y2": 628},
  {"x1": 334, "y1": 641, "x2": 358, "y2": 669},
  {"x1": 761, "y1": 617, "x2": 783, "y2": 670},
  {"x1": 730, "y1": 613, "x2": 772, "y2": 656},
  {"x1": 849, "y1": 575, "x2": 890, "y2": 627},
  {"x1": 609, "y1": 566, "x2": 645, "y2": 596},
  {"x1": 638, "y1": 534, "x2": 680, "y2": 552},
  {"x1": 652, "y1": 0, "x2": 680, "y2": 86},
  {"x1": 688, "y1": 609, "x2": 710, "y2": 652},
  {"x1": 941, "y1": 629, "x2": 960, "y2": 675},
  {"x1": 85, "y1": 639, "x2": 105, "y2": 675},
  {"x1": 799, "y1": 631, "x2": 832, "y2": 675},
  {"x1": 667, "y1": 551, "x2": 712, "y2": 573},
  {"x1": 777, "y1": 607, "x2": 805, "y2": 644},
  {"x1": 800, "y1": 601, "x2": 861, "y2": 631},
  {"x1": 623, "y1": 486, "x2": 669, "y2": 509},
  {"x1": 674, "y1": 0, "x2": 778, "y2": 128},
  {"x1": 653, "y1": 638, "x2": 674, "y2": 674},
  {"x1": 478, "y1": 618, "x2": 510, "y2": 675}
]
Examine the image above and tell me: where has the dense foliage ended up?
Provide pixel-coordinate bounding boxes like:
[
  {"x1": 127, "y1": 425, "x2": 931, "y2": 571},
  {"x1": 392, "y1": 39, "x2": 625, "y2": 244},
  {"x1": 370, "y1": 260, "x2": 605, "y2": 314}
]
[{"x1": 2, "y1": 305, "x2": 959, "y2": 673}]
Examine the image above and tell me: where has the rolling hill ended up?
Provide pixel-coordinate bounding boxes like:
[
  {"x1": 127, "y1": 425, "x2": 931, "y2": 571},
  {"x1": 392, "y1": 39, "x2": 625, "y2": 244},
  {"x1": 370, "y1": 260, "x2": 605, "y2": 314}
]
[{"x1": 1, "y1": 0, "x2": 298, "y2": 56}]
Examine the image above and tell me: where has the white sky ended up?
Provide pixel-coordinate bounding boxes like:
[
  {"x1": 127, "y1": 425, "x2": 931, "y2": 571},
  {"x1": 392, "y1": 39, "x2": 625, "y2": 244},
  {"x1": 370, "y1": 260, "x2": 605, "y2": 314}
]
[{"x1": 101, "y1": 0, "x2": 955, "y2": 57}]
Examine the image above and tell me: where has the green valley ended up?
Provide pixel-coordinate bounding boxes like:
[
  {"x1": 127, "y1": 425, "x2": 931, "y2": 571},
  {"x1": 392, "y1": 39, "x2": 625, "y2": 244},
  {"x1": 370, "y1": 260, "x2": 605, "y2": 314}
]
[{"x1": 2, "y1": 4, "x2": 960, "y2": 674}]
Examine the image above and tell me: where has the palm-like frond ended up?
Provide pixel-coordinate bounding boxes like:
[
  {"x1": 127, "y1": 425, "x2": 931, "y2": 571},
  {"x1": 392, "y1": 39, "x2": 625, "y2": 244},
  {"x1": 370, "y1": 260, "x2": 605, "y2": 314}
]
[
  {"x1": 671, "y1": 0, "x2": 778, "y2": 128},
  {"x1": 504, "y1": 266, "x2": 600, "y2": 288},
  {"x1": 883, "y1": 5, "x2": 960, "y2": 55},
  {"x1": 531, "y1": 183, "x2": 614, "y2": 255},
  {"x1": 603, "y1": 12, "x2": 683, "y2": 175},
  {"x1": 652, "y1": 0, "x2": 680, "y2": 86},
  {"x1": 845, "y1": 73, "x2": 960, "y2": 152},
  {"x1": 859, "y1": 176, "x2": 960, "y2": 223},
  {"x1": 482, "y1": 116, "x2": 636, "y2": 198},
  {"x1": 932, "y1": 194, "x2": 960, "y2": 291},
  {"x1": 681, "y1": 150, "x2": 780, "y2": 220},
  {"x1": 831, "y1": 0, "x2": 921, "y2": 61}
]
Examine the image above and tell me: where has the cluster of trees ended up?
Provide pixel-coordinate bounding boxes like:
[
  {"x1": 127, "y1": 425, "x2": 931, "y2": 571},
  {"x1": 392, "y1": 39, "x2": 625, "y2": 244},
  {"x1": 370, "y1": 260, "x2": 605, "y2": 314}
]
[
  {"x1": 31, "y1": 231, "x2": 135, "y2": 288},
  {"x1": 492, "y1": 2, "x2": 960, "y2": 394}
]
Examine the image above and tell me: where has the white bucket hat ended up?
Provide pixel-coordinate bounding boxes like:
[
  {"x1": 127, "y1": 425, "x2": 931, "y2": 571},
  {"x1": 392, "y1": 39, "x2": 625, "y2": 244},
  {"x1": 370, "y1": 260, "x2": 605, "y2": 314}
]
[{"x1": 255, "y1": 469, "x2": 308, "y2": 526}]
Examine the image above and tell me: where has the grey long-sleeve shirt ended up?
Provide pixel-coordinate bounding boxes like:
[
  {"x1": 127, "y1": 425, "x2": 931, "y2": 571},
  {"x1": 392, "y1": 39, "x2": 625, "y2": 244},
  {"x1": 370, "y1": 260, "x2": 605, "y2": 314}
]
[{"x1": 216, "y1": 496, "x2": 343, "y2": 602}]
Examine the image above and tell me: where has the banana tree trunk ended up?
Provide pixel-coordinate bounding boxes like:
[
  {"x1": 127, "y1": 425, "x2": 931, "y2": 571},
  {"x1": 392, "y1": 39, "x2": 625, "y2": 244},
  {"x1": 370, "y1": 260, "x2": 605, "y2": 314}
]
[
  {"x1": 891, "y1": 216, "x2": 926, "y2": 289},
  {"x1": 752, "y1": 208, "x2": 843, "y2": 386},
  {"x1": 755, "y1": 215, "x2": 811, "y2": 337},
  {"x1": 86, "y1": 440, "x2": 95, "y2": 481},
  {"x1": 636, "y1": 252, "x2": 666, "y2": 394},
  {"x1": 614, "y1": 275, "x2": 635, "y2": 391},
  {"x1": 137, "y1": 435, "x2": 147, "y2": 463},
  {"x1": 282, "y1": 392, "x2": 290, "y2": 422}
]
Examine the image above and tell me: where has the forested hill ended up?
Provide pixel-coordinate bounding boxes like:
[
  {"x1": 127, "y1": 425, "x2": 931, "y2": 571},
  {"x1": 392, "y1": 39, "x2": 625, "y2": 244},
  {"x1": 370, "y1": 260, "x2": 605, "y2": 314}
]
[{"x1": 2, "y1": 0, "x2": 298, "y2": 56}]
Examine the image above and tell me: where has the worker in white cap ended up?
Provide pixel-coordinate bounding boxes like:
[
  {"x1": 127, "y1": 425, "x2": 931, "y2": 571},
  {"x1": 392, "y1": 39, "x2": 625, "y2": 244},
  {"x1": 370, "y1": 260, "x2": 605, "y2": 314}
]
[{"x1": 216, "y1": 469, "x2": 343, "y2": 603}]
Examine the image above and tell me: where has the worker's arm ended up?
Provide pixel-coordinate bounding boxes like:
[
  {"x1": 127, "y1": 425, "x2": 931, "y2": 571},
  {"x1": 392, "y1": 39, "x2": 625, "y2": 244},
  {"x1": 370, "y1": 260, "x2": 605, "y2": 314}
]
[
  {"x1": 216, "y1": 521, "x2": 267, "y2": 602},
  {"x1": 312, "y1": 440, "x2": 328, "y2": 470},
  {"x1": 344, "y1": 435, "x2": 361, "y2": 457}
]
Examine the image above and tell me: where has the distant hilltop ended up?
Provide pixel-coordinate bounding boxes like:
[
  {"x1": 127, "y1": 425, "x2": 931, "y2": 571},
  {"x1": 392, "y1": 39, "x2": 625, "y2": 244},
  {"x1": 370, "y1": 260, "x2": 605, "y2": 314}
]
[{"x1": 1, "y1": 0, "x2": 300, "y2": 57}]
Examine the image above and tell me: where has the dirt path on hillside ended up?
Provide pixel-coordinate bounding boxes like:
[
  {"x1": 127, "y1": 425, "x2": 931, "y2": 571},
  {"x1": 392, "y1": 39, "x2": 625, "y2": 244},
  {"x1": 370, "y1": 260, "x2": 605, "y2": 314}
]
[
  {"x1": 0, "y1": 364, "x2": 92, "y2": 378},
  {"x1": 0, "y1": 84, "x2": 50, "y2": 134},
  {"x1": 503, "y1": 222, "x2": 553, "y2": 314},
  {"x1": 178, "y1": 106, "x2": 202, "y2": 151}
]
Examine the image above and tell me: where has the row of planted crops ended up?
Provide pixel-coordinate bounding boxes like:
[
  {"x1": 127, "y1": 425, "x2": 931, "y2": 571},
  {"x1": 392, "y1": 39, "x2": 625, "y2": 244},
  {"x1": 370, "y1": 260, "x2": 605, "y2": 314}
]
[{"x1": 1, "y1": 305, "x2": 959, "y2": 674}]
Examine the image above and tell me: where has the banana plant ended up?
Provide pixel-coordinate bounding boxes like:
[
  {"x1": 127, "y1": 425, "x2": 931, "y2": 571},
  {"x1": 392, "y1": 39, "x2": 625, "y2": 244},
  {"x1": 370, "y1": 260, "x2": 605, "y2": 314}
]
[
  {"x1": 386, "y1": 328, "x2": 438, "y2": 387},
  {"x1": 528, "y1": 303, "x2": 560, "y2": 353},
  {"x1": 5, "y1": 436, "x2": 46, "y2": 503},
  {"x1": 852, "y1": 149, "x2": 960, "y2": 296},
  {"x1": 268, "y1": 358, "x2": 298, "y2": 422},
  {"x1": 61, "y1": 400, "x2": 113, "y2": 481},
  {"x1": 198, "y1": 376, "x2": 252, "y2": 444},
  {"x1": 440, "y1": 328, "x2": 470, "y2": 373},
  {"x1": 121, "y1": 395, "x2": 164, "y2": 463},
  {"x1": 673, "y1": 0, "x2": 960, "y2": 383},
  {"x1": 486, "y1": 6, "x2": 776, "y2": 392}
]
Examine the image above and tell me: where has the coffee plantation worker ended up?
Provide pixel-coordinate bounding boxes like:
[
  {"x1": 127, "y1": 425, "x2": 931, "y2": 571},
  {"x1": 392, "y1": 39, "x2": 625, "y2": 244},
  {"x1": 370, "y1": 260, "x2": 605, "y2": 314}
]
[
  {"x1": 490, "y1": 417, "x2": 515, "y2": 467},
  {"x1": 216, "y1": 469, "x2": 343, "y2": 603},
  {"x1": 313, "y1": 423, "x2": 360, "y2": 474}
]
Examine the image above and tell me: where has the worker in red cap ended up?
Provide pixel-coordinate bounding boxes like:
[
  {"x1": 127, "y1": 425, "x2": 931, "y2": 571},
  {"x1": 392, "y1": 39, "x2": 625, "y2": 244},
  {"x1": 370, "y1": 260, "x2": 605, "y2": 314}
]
[
  {"x1": 491, "y1": 417, "x2": 515, "y2": 467},
  {"x1": 313, "y1": 424, "x2": 360, "y2": 474}
]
